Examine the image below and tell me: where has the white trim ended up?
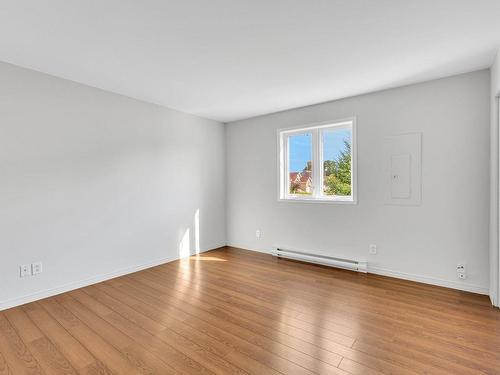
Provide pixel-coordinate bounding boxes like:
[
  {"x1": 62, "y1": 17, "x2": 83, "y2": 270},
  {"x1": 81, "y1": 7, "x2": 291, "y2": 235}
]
[
  {"x1": 495, "y1": 96, "x2": 500, "y2": 306},
  {"x1": 227, "y1": 243, "x2": 489, "y2": 296},
  {"x1": 278, "y1": 196, "x2": 357, "y2": 205},
  {"x1": 368, "y1": 266, "x2": 489, "y2": 296},
  {"x1": 498, "y1": 96, "x2": 500, "y2": 306},
  {"x1": 227, "y1": 242, "x2": 270, "y2": 254},
  {"x1": 277, "y1": 117, "x2": 357, "y2": 204},
  {"x1": 277, "y1": 118, "x2": 355, "y2": 133},
  {"x1": 312, "y1": 127, "x2": 320, "y2": 198},
  {"x1": 0, "y1": 243, "x2": 226, "y2": 311}
]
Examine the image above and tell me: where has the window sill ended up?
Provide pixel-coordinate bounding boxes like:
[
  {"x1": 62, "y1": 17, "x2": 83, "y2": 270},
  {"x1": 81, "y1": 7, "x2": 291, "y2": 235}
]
[{"x1": 278, "y1": 197, "x2": 358, "y2": 205}]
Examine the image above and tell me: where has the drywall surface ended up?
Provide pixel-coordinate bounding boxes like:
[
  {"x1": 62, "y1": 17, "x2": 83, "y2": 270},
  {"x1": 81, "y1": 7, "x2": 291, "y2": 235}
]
[
  {"x1": 490, "y1": 50, "x2": 500, "y2": 306},
  {"x1": 0, "y1": 62, "x2": 225, "y2": 309},
  {"x1": 226, "y1": 70, "x2": 490, "y2": 294}
]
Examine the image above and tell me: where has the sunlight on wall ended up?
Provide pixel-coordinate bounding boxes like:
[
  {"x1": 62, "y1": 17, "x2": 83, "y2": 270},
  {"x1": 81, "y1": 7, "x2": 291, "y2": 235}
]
[
  {"x1": 195, "y1": 209, "x2": 200, "y2": 254},
  {"x1": 178, "y1": 209, "x2": 201, "y2": 260},
  {"x1": 179, "y1": 228, "x2": 190, "y2": 259}
]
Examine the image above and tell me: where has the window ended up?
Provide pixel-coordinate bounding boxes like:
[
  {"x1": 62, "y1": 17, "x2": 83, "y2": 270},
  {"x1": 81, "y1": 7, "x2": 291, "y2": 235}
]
[{"x1": 278, "y1": 118, "x2": 356, "y2": 203}]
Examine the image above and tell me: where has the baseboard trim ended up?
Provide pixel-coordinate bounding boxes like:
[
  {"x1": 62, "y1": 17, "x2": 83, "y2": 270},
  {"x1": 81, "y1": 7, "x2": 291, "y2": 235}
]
[
  {"x1": 227, "y1": 242, "x2": 489, "y2": 296},
  {"x1": 0, "y1": 243, "x2": 226, "y2": 311},
  {"x1": 226, "y1": 242, "x2": 270, "y2": 254},
  {"x1": 489, "y1": 289, "x2": 499, "y2": 307},
  {"x1": 368, "y1": 266, "x2": 489, "y2": 295}
]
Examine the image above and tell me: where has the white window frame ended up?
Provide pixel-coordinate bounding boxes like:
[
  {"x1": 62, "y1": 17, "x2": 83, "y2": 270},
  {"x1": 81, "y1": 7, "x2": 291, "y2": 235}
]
[{"x1": 277, "y1": 117, "x2": 357, "y2": 204}]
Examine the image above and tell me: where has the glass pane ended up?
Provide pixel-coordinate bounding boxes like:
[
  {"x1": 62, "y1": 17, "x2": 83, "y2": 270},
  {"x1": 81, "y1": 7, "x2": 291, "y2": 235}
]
[
  {"x1": 288, "y1": 133, "x2": 312, "y2": 195},
  {"x1": 323, "y1": 128, "x2": 352, "y2": 196}
]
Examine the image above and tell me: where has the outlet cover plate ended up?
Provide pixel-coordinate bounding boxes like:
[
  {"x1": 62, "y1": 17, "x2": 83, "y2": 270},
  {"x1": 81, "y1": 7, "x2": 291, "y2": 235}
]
[
  {"x1": 32, "y1": 262, "x2": 43, "y2": 275},
  {"x1": 20, "y1": 264, "x2": 31, "y2": 277}
]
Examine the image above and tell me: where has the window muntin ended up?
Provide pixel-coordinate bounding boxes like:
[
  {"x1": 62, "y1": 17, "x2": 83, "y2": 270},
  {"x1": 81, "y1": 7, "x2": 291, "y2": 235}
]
[{"x1": 279, "y1": 119, "x2": 356, "y2": 203}]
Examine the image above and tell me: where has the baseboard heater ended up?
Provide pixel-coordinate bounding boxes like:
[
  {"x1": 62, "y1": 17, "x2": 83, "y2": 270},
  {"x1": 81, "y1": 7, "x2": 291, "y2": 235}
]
[{"x1": 271, "y1": 247, "x2": 367, "y2": 273}]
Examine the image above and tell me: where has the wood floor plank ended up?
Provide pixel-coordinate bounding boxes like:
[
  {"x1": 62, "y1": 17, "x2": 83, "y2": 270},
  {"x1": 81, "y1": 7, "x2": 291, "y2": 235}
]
[
  {"x1": 338, "y1": 358, "x2": 384, "y2": 375},
  {"x1": 5, "y1": 308, "x2": 78, "y2": 374},
  {"x1": 193, "y1": 252, "x2": 498, "y2": 331},
  {"x1": 182, "y1": 251, "x2": 500, "y2": 353},
  {"x1": 88, "y1": 283, "x2": 280, "y2": 375},
  {"x1": 55, "y1": 294, "x2": 197, "y2": 374},
  {"x1": 114, "y1": 273, "x2": 414, "y2": 375},
  {"x1": 22, "y1": 303, "x2": 99, "y2": 371},
  {"x1": 142, "y1": 267, "x2": 357, "y2": 346},
  {"x1": 352, "y1": 336, "x2": 491, "y2": 375},
  {"x1": 3, "y1": 308, "x2": 44, "y2": 344},
  {"x1": 1, "y1": 246, "x2": 499, "y2": 375},
  {"x1": 38, "y1": 298, "x2": 142, "y2": 374},
  {"x1": 78, "y1": 360, "x2": 114, "y2": 375},
  {"x1": 27, "y1": 337, "x2": 78, "y2": 375},
  {"x1": 134, "y1": 271, "x2": 353, "y2": 368},
  {"x1": 209, "y1": 249, "x2": 485, "y2": 314},
  {"x1": 69, "y1": 289, "x2": 245, "y2": 375},
  {"x1": 0, "y1": 313, "x2": 44, "y2": 374},
  {"x1": 0, "y1": 350, "x2": 12, "y2": 375},
  {"x1": 156, "y1": 255, "x2": 500, "y2": 373},
  {"x1": 123, "y1": 269, "x2": 420, "y2": 374},
  {"x1": 148, "y1": 264, "x2": 362, "y2": 338},
  {"x1": 107, "y1": 278, "x2": 320, "y2": 375},
  {"x1": 137, "y1": 268, "x2": 356, "y2": 351}
]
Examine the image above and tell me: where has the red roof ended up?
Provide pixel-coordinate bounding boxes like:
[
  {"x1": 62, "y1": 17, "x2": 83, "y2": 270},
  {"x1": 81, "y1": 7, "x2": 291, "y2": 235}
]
[
  {"x1": 299, "y1": 171, "x2": 311, "y2": 183},
  {"x1": 289, "y1": 171, "x2": 311, "y2": 183}
]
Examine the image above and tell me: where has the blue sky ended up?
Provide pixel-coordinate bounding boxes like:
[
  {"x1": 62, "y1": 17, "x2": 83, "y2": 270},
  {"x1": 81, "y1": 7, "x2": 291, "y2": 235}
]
[{"x1": 289, "y1": 129, "x2": 350, "y2": 172}]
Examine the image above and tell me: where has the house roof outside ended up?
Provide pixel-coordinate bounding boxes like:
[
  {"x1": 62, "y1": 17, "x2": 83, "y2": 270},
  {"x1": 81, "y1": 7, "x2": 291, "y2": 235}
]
[
  {"x1": 289, "y1": 171, "x2": 312, "y2": 184},
  {"x1": 300, "y1": 171, "x2": 311, "y2": 183}
]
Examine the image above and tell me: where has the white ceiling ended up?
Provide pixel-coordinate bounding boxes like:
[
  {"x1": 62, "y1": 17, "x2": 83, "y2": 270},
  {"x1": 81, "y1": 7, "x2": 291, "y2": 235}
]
[{"x1": 0, "y1": 1, "x2": 499, "y2": 122}]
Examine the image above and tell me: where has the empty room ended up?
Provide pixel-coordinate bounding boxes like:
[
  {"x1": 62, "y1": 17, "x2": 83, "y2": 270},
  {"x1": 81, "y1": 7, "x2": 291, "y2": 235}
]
[{"x1": 1, "y1": 1, "x2": 500, "y2": 374}]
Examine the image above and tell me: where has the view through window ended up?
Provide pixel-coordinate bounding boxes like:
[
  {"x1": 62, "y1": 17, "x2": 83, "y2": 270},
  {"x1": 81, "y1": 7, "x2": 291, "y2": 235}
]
[
  {"x1": 288, "y1": 133, "x2": 312, "y2": 195},
  {"x1": 279, "y1": 119, "x2": 356, "y2": 202}
]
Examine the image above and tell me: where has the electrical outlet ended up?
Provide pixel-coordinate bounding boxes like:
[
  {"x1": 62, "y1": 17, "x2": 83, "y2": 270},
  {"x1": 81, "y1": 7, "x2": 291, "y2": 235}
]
[
  {"x1": 20, "y1": 264, "x2": 31, "y2": 278},
  {"x1": 369, "y1": 244, "x2": 377, "y2": 255},
  {"x1": 32, "y1": 262, "x2": 43, "y2": 275},
  {"x1": 256, "y1": 230, "x2": 261, "y2": 239},
  {"x1": 457, "y1": 263, "x2": 467, "y2": 280}
]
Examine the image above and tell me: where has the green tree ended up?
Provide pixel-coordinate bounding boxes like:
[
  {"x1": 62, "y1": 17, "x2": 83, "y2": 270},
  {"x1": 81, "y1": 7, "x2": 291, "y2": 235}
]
[
  {"x1": 324, "y1": 140, "x2": 351, "y2": 196},
  {"x1": 303, "y1": 160, "x2": 312, "y2": 172},
  {"x1": 323, "y1": 160, "x2": 336, "y2": 177},
  {"x1": 290, "y1": 181, "x2": 300, "y2": 193}
]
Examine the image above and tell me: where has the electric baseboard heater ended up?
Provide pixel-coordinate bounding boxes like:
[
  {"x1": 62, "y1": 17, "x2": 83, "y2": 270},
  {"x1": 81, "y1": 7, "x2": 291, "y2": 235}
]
[{"x1": 272, "y1": 247, "x2": 367, "y2": 273}]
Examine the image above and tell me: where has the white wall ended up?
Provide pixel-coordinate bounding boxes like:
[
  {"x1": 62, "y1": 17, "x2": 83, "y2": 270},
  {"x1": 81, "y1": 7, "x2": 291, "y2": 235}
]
[
  {"x1": 490, "y1": 50, "x2": 500, "y2": 306},
  {"x1": 226, "y1": 70, "x2": 490, "y2": 294},
  {"x1": 0, "y1": 62, "x2": 226, "y2": 310}
]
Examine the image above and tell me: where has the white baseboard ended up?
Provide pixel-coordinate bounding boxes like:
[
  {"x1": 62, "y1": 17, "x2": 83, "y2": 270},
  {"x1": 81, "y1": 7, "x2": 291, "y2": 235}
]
[
  {"x1": 0, "y1": 243, "x2": 226, "y2": 311},
  {"x1": 227, "y1": 242, "x2": 489, "y2": 296},
  {"x1": 489, "y1": 289, "x2": 499, "y2": 307},
  {"x1": 368, "y1": 266, "x2": 489, "y2": 295},
  {"x1": 227, "y1": 242, "x2": 270, "y2": 254}
]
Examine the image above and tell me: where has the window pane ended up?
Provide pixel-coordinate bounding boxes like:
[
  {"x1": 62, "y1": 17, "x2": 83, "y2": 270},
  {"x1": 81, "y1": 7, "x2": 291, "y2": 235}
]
[
  {"x1": 323, "y1": 128, "x2": 352, "y2": 196},
  {"x1": 288, "y1": 133, "x2": 312, "y2": 195}
]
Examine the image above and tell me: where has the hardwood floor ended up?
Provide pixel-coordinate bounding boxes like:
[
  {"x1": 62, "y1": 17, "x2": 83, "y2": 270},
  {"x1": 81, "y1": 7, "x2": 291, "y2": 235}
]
[{"x1": 1, "y1": 246, "x2": 499, "y2": 374}]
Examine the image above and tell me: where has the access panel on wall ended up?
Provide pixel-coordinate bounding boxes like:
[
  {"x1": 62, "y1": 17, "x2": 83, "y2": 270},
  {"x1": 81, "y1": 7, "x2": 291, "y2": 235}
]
[{"x1": 383, "y1": 133, "x2": 422, "y2": 205}]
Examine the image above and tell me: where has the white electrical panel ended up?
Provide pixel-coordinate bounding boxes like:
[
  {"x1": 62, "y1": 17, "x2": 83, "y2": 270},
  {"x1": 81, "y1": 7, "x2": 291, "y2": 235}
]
[
  {"x1": 384, "y1": 133, "x2": 421, "y2": 205},
  {"x1": 390, "y1": 154, "x2": 411, "y2": 199}
]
